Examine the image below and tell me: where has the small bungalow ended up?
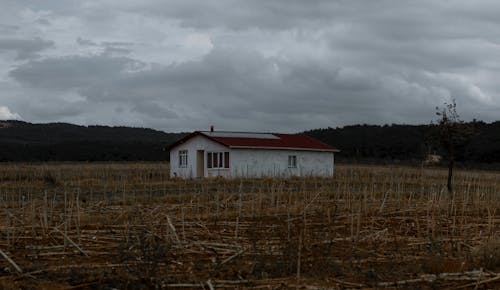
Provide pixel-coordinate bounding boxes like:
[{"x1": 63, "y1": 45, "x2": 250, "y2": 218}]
[{"x1": 168, "y1": 128, "x2": 339, "y2": 178}]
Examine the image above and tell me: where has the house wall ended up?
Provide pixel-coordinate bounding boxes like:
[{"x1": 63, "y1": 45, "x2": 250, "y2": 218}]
[
  {"x1": 169, "y1": 135, "x2": 229, "y2": 178},
  {"x1": 230, "y1": 148, "x2": 334, "y2": 177}
]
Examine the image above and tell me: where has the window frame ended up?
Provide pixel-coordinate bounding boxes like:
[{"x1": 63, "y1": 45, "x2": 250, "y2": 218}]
[
  {"x1": 288, "y1": 155, "x2": 297, "y2": 168},
  {"x1": 224, "y1": 152, "x2": 230, "y2": 168},
  {"x1": 178, "y1": 150, "x2": 188, "y2": 168},
  {"x1": 207, "y1": 151, "x2": 230, "y2": 169},
  {"x1": 207, "y1": 152, "x2": 212, "y2": 168}
]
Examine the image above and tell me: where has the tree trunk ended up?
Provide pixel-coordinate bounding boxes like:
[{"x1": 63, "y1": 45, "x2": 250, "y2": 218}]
[{"x1": 447, "y1": 148, "x2": 454, "y2": 195}]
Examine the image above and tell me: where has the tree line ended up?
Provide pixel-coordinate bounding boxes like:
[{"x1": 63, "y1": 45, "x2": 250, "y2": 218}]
[
  {"x1": 305, "y1": 120, "x2": 500, "y2": 167},
  {"x1": 0, "y1": 121, "x2": 184, "y2": 162},
  {"x1": 1, "y1": 120, "x2": 499, "y2": 166}
]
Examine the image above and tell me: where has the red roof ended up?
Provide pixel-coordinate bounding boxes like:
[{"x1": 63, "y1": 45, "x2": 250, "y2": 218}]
[{"x1": 168, "y1": 131, "x2": 338, "y2": 152}]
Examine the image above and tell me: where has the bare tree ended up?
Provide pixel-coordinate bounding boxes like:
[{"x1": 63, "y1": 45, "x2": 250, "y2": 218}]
[{"x1": 434, "y1": 100, "x2": 473, "y2": 195}]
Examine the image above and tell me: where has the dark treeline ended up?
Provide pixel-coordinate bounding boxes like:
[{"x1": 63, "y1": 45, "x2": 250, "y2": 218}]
[
  {"x1": 0, "y1": 121, "x2": 185, "y2": 161},
  {"x1": 305, "y1": 121, "x2": 500, "y2": 166},
  {"x1": 1, "y1": 120, "x2": 499, "y2": 165}
]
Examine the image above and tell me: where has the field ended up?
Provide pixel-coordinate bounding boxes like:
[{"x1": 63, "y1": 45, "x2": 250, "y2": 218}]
[{"x1": 0, "y1": 163, "x2": 500, "y2": 289}]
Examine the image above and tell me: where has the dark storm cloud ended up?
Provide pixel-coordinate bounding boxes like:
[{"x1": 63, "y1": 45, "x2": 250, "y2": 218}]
[
  {"x1": 35, "y1": 18, "x2": 51, "y2": 26},
  {"x1": 130, "y1": 0, "x2": 500, "y2": 33},
  {"x1": 11, "y1": 46, "x2": 488, "y2": 131},
  {"x1": 75, "y1": 38, "x2": 131, "y2": 55},
  {"x1": 76, "y1": 37, "x2": 98, "y2": 46},
  {"x1": 0, "y1": 37, "x2": 54, "y2": 60},
  {"x1": 9, "y1": 54, "x2": 143, "y2": 90},
  {"x1": 101, "y1": 41, "x2": 134, "y2": 47},
  {"x1": 132, "y1": 102, "x2": 178, "y2": 119},
  {"x1": 103, "y1": 46, "x2": 132, "y2": 56},
  {"x1": 145, "y1": 0, "x2": 336, "y2": 30},
  {"x1": 0, "y1": 24, "x2": 19, "y2": 33},
  {"x1": 22, "y1": 98, "x2": 87, "y2": 120},
  {"x1": 2, "y1": 1, "x2": 500, "y2": 131}
]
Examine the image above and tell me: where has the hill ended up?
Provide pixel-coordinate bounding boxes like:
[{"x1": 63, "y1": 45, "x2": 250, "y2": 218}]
[
  {"x1": 1, "y1": 120, "x2": 499, "y2": 164},
  {"x1": 0, "y1": 121, "x2": 185, "y2": 161},
  {"x1": 305, "y1": 121, "x2": 500, "y2": 165}
]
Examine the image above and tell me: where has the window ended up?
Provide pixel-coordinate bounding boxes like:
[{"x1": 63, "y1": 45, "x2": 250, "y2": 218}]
[
  {"x1": 207, "y1": 152, "x2": 229, "y2": 169},
  {"x1": 207, "y1": 152, "x2": 212, "y2": 168},
  {"x1": 213, "y1": 152, "x2": 218, "y2": 168},
  {"x1": 224, "y1": 152, "x2": 230, "y2": 168},
  {"x1": 179, "y1": 150, "x2": 188, "y2": 168},
  {"x1": 288, "y1": 155, "x2": 297, "y2": 168}
]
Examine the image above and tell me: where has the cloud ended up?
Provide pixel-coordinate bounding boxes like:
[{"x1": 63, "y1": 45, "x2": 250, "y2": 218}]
[
  {"x1": 10, "y1": 46, "x2": 496, "y2": 132},
  {"x1": 35, "y1": 18, "x2": 51, "y2": 26},
  {"x1": 0, "y1": 37, "x2": 54, "y2": 60},
  {"x1": 2, "y1": 1, "x2": 500, "y2": 132},
  {"x1": 0, "y1": 24, "x2": 19, "y2": 34},
  {"x1": 0, "y1": 106, "x2": 21, "y2": 120},
  {"x1": 9, "y1": 54, "x2": 143, "y2": 90},
  {"x1": 132, "y1": 101, "x2": 178, "y2": 119},
  {"x1": 76, "y1": 37, "x2": 98, "y2": 46},
  {"x1": 121, "y1": 0, "x2": 342, "y2": 30}
]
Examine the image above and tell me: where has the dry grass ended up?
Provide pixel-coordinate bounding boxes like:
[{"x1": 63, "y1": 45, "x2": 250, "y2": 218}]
[{"x1": 0, "y1": 162, "x2": 499, "y2": 289}]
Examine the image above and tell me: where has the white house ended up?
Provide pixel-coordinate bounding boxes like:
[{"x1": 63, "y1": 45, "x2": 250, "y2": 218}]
[{"x1": 168, "y1": 129, "x2": 339, "y2": 178}]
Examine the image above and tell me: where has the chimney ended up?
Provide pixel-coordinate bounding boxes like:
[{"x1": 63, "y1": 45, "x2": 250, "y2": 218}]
[{"x1": 210, "y1": 125, "x2": 214, "y2": 132}]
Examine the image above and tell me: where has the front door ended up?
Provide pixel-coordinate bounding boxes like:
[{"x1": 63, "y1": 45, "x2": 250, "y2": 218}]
[{"x1": 196, "y1": 150, "x2": 204, "y2": 178}]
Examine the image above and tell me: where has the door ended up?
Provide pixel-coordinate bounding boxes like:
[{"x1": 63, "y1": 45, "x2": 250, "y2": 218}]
[{"x1": 196, "y1": 150, "x2": 205, "y2": 178}]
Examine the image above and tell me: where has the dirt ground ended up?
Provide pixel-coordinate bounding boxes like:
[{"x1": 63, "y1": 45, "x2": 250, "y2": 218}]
[{"x1": 0, "y1": 163, "x2": 500, "y2": 289}]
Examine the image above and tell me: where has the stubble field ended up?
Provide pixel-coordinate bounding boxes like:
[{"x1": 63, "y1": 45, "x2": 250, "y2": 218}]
[{"x1": 0, "y1": 162, "x2": 500, "y2": 289}]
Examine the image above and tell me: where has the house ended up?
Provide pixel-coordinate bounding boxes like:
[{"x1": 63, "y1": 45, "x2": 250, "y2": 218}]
[{"x1": 168, "y1": 128, "x2": 339, "y2": 178}]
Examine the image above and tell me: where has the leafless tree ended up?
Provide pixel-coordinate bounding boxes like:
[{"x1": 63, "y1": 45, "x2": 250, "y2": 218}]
[{"x1": 434, "y1": 100, "x2": 473, "y2": 195}]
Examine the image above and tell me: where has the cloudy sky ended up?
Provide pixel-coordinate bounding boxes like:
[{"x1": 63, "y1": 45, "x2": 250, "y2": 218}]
[{"x1": 1, "y1": 1, "x2": 499, "y2": 132}]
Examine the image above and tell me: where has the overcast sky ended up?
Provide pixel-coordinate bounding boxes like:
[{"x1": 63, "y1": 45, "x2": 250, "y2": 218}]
[{"x1": 1, "y1": 1, "x2": 499, "y2": 132}]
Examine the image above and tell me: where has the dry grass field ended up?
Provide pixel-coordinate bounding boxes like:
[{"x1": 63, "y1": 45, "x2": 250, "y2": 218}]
[{"x1": 0, "y1": 162, "x2": 500, "y2": 289}]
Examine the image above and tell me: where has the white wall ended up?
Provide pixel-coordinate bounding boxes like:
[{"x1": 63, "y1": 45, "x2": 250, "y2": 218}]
[
  {"x1": 169, "y1": 135, "x2": 229, "y2": 178},
  {"x1": 230, "y1": 148, "x2": 334, "y2": 177},
  {"x1": 170, "y1": 135, "x2": 335, "y2": 178}
]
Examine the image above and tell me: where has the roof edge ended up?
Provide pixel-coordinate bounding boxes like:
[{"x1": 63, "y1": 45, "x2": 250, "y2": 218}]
[
  {"x1": 167, "y1": 131, "x2": 230, "y2": 151},
  {"x1": 229, "y1": 145, "x2": 340, "y2": 152},
  {"x1": 167, "y1": 131, "x2": 340, "y2": 153}
]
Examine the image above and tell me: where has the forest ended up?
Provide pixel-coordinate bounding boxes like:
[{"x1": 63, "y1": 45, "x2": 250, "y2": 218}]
[
  {"x1": 0, "y1": 121, "x2": 183, "y2": 161},
  {"x1": 1, "y1": 120, "x2": 499, "y2": 165},
  {"x1": 305, "y1": 120, "x2": 500, "y2": 166}
]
